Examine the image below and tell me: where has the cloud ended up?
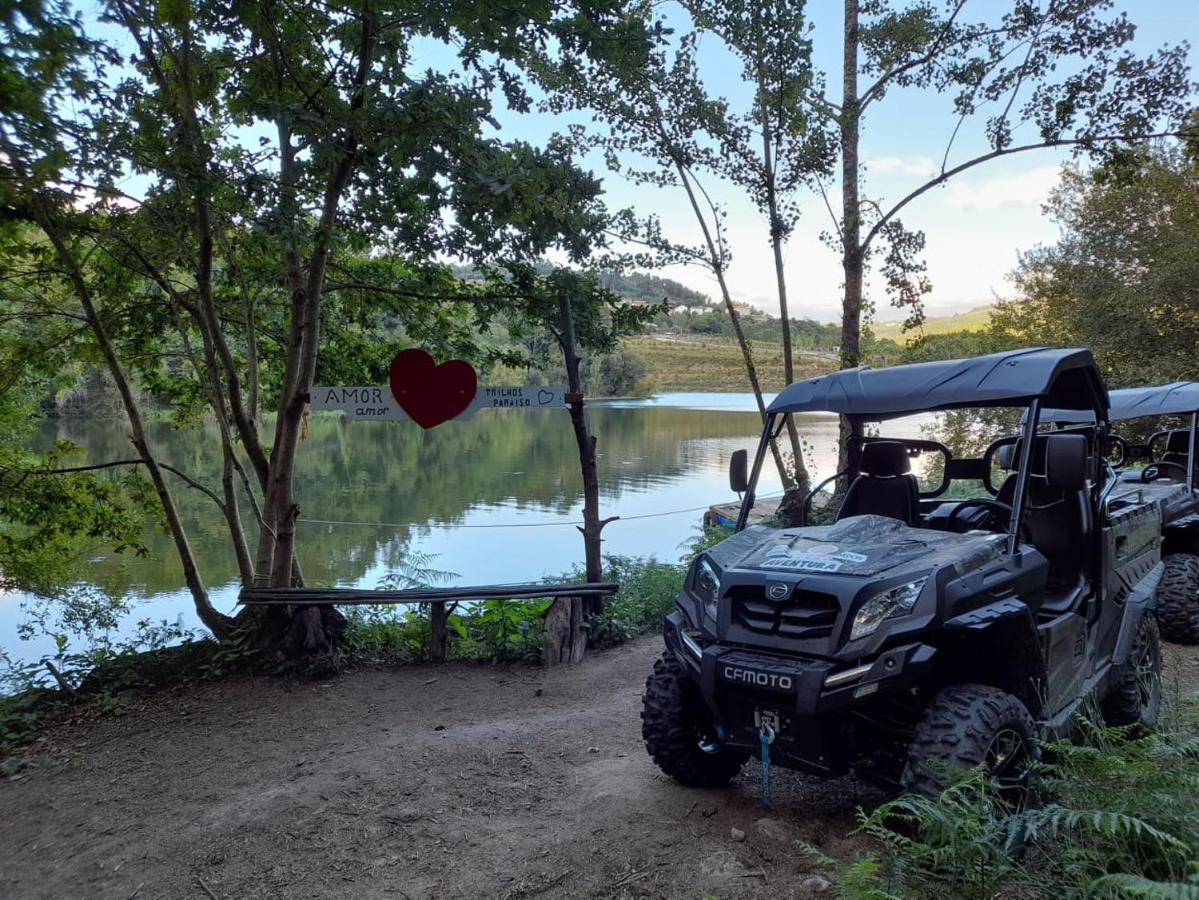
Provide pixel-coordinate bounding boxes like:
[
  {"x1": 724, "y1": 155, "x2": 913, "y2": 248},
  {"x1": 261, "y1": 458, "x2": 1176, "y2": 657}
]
[
  {"x1": 942, "y1": 165, "x2": 1061, "y2": 211},
  {"x1": 864, "y1": 155, "x2": 939, "y2": 178}
]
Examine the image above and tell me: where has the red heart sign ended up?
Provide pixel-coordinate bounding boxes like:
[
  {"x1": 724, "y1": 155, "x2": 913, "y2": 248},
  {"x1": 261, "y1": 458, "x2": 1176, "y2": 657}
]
[{"x1": 388, "y1": 349, "x2": 478, "y2": 429}]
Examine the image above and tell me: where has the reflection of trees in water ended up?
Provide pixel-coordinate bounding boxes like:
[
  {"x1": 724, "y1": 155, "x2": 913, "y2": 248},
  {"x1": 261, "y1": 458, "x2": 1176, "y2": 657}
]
[{"x1": 43, "y1": 406, "x2": 766, "y2": 595}]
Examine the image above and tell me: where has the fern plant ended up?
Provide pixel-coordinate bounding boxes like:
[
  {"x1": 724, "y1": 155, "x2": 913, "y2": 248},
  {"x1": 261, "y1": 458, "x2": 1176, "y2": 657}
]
[{"x1": 808, "y1": 700, "x2": 1199, "y2": 899}]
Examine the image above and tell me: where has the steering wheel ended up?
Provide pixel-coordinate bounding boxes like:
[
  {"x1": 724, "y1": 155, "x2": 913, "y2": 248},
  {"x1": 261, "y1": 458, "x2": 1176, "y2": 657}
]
[
  {"x1": 947, "y1": 499, "x2": 1015, "y2": 535},
  {"x1": 1141, "y1": 461, "x2": 1188, "y2": 482}
]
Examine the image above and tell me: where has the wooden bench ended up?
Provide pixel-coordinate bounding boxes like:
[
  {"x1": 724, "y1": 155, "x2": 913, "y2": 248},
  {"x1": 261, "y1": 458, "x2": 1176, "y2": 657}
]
[{"x1": 239, "y1": 582, "x2": 620, "y2": 666}]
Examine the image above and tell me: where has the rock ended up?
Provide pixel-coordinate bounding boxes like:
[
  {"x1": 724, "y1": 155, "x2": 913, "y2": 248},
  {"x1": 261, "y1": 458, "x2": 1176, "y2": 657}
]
[
  {"x1": 730, "y1": 827, "x2": 746, "y2": 842},
  {"x1": 433, "y1": 724, "x2": 445, "y2": 731},
  {"x1": 754, "y1": 817, "x2": 790, "y2": 842},
  {"x1": 588, "y1": 746, "x2": 599, "y2": 753},
  {"x1": 800, "y1": 874, "x2": 831, "y2": 893},
  {"x1": 393, "y1": 808, "x2": 422, "y2": 823}
]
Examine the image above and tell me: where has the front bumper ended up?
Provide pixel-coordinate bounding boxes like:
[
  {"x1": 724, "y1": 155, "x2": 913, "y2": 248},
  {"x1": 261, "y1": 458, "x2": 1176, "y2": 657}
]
[{"x1": 663, "y1": 611, "x2": 936, "y2": 775}]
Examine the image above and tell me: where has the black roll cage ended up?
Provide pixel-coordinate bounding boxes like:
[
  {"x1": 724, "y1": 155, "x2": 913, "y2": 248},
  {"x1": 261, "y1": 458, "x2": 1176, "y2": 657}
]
[{"x1": 736, "y1": 398, "x2": 1106, "y2": 556}]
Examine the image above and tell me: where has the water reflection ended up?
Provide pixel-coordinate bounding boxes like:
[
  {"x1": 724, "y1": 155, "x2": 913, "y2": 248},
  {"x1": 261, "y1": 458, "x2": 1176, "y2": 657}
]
[{"x1": 1, "y1": 394, "x2": 930, "y2": 663}]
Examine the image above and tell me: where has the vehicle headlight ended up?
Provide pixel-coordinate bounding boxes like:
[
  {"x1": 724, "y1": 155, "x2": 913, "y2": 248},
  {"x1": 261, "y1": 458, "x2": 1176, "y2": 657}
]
[
  {"x1": 850, "y1": 577, "x2": 928, "y2": 641},
  {"x1": 694, "y1": 557, "x2": 722, "y2": 619}
]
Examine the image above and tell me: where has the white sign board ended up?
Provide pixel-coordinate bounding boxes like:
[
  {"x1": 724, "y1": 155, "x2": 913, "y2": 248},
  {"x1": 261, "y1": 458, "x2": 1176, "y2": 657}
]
[{"x1": 311, "y1": 385, "x2": 566, "y2": 422}]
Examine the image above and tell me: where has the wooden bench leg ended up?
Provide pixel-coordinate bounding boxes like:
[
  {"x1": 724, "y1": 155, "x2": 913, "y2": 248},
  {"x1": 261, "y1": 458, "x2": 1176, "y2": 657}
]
[
  {"x1": 431, "y1": 601, "x2": 448, "y2": 664},
  {"x1": 542, "y1": 595, "x2": 586, "y2": 667}
]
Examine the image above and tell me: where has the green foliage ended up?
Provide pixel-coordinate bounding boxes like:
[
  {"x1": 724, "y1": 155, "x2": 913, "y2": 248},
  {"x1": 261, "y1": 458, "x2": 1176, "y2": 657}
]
[
  {"x1": 0, "y1": 376, "x2": 154, "y2": 604},
  {"x1": 336, "y1": 557, "x2": 687, "y2": 665},
  {"x1": 587, "y1": 556, "x2": 685, "y2": 648},
  {"x1": 817, "y1": 707, "x2": 1199, "y2": 899},
  {"x1": 342, "y1": 606, "x2": 440, "y2": 663},
  {"x1": 999, "y1": 140, "x2": 1199, "y2": 387},
  {"x1": 469, "y1": 599, "x2": 551, "y2": 662}
]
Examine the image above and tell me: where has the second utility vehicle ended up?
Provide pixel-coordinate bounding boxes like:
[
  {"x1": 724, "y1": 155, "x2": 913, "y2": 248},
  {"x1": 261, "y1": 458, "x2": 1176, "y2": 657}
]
[
  {"x1": 1040, "y1": 382, "x2": 1199, "y2": 643},
  {"x1": 642, "y1": 348, "x2": 1164, "y2": 800}
]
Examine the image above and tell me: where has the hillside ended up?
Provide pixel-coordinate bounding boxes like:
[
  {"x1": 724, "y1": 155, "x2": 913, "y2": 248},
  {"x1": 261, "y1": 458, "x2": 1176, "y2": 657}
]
[{"x1": 870, "y1": 305, "x2": 995, "y2": 341}]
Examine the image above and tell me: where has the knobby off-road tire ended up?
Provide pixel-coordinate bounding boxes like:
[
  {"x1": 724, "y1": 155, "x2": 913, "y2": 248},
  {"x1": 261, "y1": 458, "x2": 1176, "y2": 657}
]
[
  {"x1": 1103, "y1": 613, "x2": 1163, "y2": 729},
  {"x1": 1156, "y1": 554, "x2": 1199, "y2": 645},
  {"x1": 641, "y1": 651, "x2": 749, "y2": 787},
  {"x1": 902, "y1": 684, "x2": 1039, "y2": 806}
]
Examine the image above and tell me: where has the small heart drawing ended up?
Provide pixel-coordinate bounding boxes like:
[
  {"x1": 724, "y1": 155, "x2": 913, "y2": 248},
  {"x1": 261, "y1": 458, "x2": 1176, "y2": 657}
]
[
  {"x1": 389, "y1": 349, "x2": 478, "y2": 429},
  {"x1": 537, "y1": 389, "x2": 554, "y2": 406}
]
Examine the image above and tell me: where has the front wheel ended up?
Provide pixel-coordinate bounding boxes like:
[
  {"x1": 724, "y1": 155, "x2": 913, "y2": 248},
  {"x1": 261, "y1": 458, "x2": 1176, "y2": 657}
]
[
  {"x1": 1103, "y1": 613, "x2": 1162, "y2": 729},
  {"x1": 641, "y1": 651, "x2": 748, "y2": 787},
  {"x1": 902, "y1": 684, "x2": 1039, "y2": 809}
]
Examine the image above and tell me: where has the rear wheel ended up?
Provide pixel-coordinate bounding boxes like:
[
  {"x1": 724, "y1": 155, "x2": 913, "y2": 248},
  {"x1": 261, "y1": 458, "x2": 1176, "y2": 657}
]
[
  {"x1": 902, "y1": 684, "x2": 1039, "y2": 809},
  {"x1": 1156, "y1": 554, "x2": 1199, "y2": 644},
  {"x1": 641, "y1": 651, "x2": 748, "y2": 787},
  {"x1": 1103, "y1": 613, "x2": 1162, "y2": 729}
]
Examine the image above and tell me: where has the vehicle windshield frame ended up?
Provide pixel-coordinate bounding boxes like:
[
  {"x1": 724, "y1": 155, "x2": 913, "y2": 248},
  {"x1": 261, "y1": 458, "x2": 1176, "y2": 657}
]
[
  {"x1": 737, "y1": 350, "x2": 1109, "y2": 553},
  {"x1": 1040, "y1": 383, "x2": 1199, "y2": 492}
]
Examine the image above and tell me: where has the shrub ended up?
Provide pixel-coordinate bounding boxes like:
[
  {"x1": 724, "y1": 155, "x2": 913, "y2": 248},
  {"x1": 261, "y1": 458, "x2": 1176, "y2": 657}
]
[{"x1": 586, "y1": 556, "x2": 685, "y2": 649}]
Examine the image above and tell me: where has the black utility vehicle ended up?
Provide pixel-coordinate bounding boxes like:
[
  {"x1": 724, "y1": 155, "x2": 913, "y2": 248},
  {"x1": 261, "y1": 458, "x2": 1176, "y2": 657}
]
[
  {"x1": 642, "y1": 348, "x2": 1164, "y2": 799},
  {"x1": 1040, "y1": 382, "x2": 1199, "y2": 643}
]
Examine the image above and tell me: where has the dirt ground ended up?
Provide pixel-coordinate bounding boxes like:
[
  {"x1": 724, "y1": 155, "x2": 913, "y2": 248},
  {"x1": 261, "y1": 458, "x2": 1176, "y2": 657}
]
[{"x1": 1, "y1": 637, "x2": 1195, "y2": 900}]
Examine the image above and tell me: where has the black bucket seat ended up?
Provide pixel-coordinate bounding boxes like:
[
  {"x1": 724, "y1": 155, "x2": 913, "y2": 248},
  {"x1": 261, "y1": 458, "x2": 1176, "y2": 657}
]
[{"x1": 837, "y1": 441, "x2": 920, "y2": 526}]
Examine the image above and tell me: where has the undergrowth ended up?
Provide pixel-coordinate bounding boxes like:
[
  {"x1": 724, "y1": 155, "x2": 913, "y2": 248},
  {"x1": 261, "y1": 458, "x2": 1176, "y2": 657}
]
[
  {"x1": 1, "y1": 620, "x2": 261, "y2": 756},
  {"x1": 805, "y1": 702, "x2": 1199, "y2": 899}
]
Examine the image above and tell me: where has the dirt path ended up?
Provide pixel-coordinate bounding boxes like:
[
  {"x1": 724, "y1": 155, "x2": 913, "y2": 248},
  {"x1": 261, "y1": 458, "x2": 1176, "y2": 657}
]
[
  {"x1": 3, "y1": 638, "x2": 1195, "y2": 900},
  {"x1": 0, "y1": 638, "x2": 880, "y2": 900}
]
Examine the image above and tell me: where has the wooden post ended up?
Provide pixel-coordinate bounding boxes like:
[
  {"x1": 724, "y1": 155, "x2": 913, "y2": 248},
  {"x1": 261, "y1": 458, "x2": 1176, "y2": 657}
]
[
  {"x1": 430, "y1": 601, "x2": 448, "y2": 663},
  {"x1": 542, "y1": 595, "x2": 585, "y2": 667}
]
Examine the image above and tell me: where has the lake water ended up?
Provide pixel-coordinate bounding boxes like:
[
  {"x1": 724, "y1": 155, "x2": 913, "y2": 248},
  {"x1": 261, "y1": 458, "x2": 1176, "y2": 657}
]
[{"x1": 0, "y1": 393, "x2": 933, "y2": 669}]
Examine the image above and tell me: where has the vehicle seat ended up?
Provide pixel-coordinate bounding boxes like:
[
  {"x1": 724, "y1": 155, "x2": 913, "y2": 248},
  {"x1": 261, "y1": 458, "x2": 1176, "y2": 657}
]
[
  {"x1": 837, "y1": 441, "x2": 920, "y2": 525},
  {"x1": 993, "y1": 436, "x2": 1091, "y2": 611},
  {"x1": 995, "y1": 442, "x2": 1018, "y2": 507},
  {"x1": 1159, "y1": 430, "x2": 1192, "y2": 472},
  {"x1": 1024, "y1": 435, "x2": 1092, "y2": 612}
]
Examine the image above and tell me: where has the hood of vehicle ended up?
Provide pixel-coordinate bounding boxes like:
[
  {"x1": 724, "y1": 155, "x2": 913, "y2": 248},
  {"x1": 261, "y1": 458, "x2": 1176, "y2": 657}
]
[{"x1": 708, "y1": 514, "x2": 1005, "y2": 579}]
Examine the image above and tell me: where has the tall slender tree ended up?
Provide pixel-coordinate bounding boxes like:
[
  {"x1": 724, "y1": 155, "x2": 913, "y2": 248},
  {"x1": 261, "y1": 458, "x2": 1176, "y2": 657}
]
[
  {"x1": 536, "y1": 26, "x2": 799, "y2": 487},
  {"x1": 684, "y1": 0, "x2": 836, "y2": 493},
  {"x1": 820, "y1": 0, "x2": 1191, "y2": 371}
]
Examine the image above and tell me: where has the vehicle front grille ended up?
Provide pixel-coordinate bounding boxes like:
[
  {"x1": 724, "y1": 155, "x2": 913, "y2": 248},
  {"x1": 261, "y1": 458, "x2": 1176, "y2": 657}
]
[{"x1": 730, "y1": 586, "x2": 840, "y2": 638}]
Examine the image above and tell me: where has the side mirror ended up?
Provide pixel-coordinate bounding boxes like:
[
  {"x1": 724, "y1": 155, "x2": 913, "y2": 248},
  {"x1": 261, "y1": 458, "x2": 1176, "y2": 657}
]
[
  {"x1": 729, "y1": 449, "x2": 749, "y2": 494},
  {"x1": 1044, "y1": 433, "x2": 1088, "y2": 489},
  {"x1": 996, "y1": 442, "x2": 1016, "y2": 471}
]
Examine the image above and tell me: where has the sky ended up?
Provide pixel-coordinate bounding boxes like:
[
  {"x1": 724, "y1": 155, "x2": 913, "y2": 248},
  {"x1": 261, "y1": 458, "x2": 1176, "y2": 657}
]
[{"x1": 472, "y1": 1, "x2": 1199, "y2": 323}]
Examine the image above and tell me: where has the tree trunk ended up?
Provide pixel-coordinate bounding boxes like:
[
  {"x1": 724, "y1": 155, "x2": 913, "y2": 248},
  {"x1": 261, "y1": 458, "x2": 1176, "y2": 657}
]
[
  {"x1": 838, "y1": 0, "x2": 865, "y2": 470},
  {"x1": 672, "y1": 159, "x2": 794, "y2": 490},
  {"x1": 839, "y1": 0, "x2": 863, "y2": 372},
  {"x1": 558, "y1": 290, "x2": 610, "y2": 623},
  {"x1": 761, "y1": 111, "x2": 812, "y2": 495},
  {"x1": 30, "y1": 198, "x2": 233, "y2": 639}
]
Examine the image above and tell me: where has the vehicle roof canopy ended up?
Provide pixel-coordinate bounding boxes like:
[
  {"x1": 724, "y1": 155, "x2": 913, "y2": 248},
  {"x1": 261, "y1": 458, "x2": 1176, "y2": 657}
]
[
  {"x1": 766, "y1": 347, "x2": 1107, "y2": 421},
  {"x1": 1040, "y1": 382, "x2": 1199, "y2": 424}
]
